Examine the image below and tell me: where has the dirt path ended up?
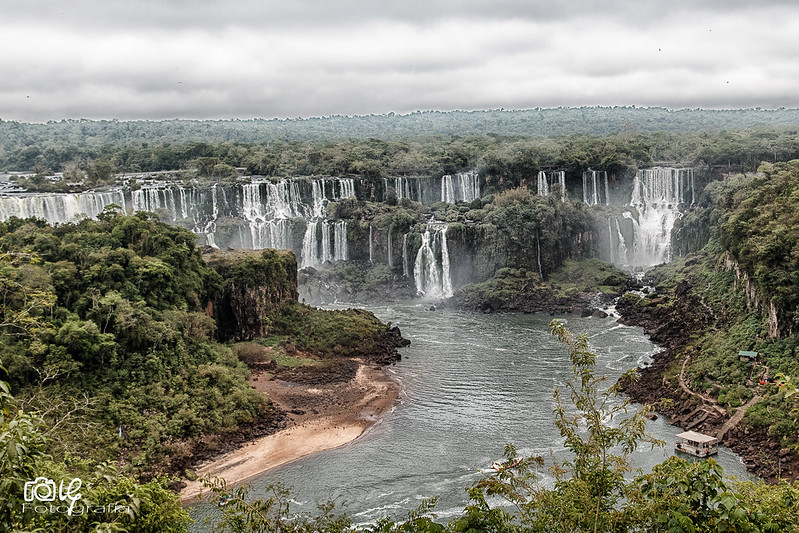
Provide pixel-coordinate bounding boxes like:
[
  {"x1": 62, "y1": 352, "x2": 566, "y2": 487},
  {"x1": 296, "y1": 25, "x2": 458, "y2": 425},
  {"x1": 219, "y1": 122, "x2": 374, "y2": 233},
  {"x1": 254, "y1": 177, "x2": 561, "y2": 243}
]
[
  {"x1": 716, "y1": 394, "x2": 762, "y2": 441},
  {"x1": 679, "y1": 354, "x2": 762, "y2": 438}
]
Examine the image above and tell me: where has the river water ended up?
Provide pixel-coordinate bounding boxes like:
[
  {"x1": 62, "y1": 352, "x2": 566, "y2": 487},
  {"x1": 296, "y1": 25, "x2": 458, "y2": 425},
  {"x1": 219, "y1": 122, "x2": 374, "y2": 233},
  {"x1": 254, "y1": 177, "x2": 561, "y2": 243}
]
[{"x1": 190, "y1": 302, "x2": 749, "y2": 529}]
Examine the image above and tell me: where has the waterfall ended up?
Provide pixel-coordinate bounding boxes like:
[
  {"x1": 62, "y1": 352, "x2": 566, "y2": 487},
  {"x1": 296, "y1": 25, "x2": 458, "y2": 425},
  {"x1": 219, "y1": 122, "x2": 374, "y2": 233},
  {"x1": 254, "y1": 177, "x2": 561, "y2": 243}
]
[
  {"x1": 413, "y1": 224, "x2": 453, "y2": 299},
  {"x1": 440, "y1": 171, "x2": 480, "y2": 204},
  {"x1": 628, "y1": 167, "x2": 695, "y2": 267},
  {"x1": 606, "y1": 216, "x2": 629, "y2": 266},
  {"x1": 537, "y1": 171, "x2": 549, "y2": 197},
  {"x1": 402, "y1": 233, "x2": 409, "y2": 277},
  {"x1": 614, "y1": 217, "x2": 629, "y2": 265},
  {"x1": 381, "y1": 176, "x2": 443, "y2": 204},
  {"x1": 441, "y1": 175, "x2": 456, "y2": 204},
  {"x1": 311, "y1": 179, "x2": 327, "y2": 219},
  {"x1": 301, "y1": 221, "x2": 318, "y2": 269},
  {"x1": 337, "y1": 178, "x2": 356, "y2": 199},
  {"x1": 536, "y1": 228, "x2": 543, "y2": 280},
  {"x1": 582, "y1": 170, "x2": 607, "y2": 206},
  {"x1": 321, "y1": 220, "x2": 332, "y2": 264},
  {"x1": 204, "y1": 184, "x2": 219, "y2": 247},
  {"x1": 557, "y1": 171, "x2": 566, "y2": 202},
  {"x1": 334, "y1": 221, "x2": 348, "y2": 260},
  {"x1": 0, "y1": 177, "x2": 357, "y2": 268},
  {"x1": 537, "y1": 171, "x2": 565, "y2": 201},
  {"x1": 440, "y1": 226, "x2": 452, "y2": 296},
  {"x1": 369, "y1": 224, "x2": 374, "y2": 264},
  {"x1": 0, "y1": 191, "x2": 125, "y2": 224},
  {"x1": 457, "y1": 170, "x2": 480, "y2": 203},
  {"x1": 392, "y1": 177, "x2": 414, "y2": 201}
]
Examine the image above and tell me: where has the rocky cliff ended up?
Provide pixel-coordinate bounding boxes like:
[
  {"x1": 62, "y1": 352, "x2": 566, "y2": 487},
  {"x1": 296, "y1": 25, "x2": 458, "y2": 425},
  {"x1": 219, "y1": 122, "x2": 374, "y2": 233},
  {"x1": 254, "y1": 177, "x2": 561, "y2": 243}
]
[{"x1": 204, "y1": 248, "x2": 298, "y2": 341}]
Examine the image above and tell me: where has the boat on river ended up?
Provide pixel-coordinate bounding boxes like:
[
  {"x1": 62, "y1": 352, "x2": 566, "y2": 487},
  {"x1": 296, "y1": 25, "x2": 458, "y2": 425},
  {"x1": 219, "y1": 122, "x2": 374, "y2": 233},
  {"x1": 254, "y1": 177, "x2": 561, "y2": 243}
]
[{"x1": 675, "y1": 430, "x2": 719, "y2": 457}]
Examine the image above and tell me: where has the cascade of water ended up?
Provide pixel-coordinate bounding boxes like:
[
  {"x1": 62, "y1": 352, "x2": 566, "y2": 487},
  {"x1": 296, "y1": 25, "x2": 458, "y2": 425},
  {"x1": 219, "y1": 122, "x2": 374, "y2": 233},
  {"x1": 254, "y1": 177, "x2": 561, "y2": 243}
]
[
  {"x1": 334, "y1": 221, "x2": 348, "y2": 260},
  {"x1": 628, "y1": 167, "x2": 694, "y2": 267},
  {"x1": 321, "y1": 220, "x2": 333, "y2": 264},
  {"x1": 402, "y1": 233, "x2": 409, "y2": 277},
  {"x1": 413, "y1": 231, "x2": 439, "y2": 298},
  {"x1": 537, "y1": 171, "x2": 549, "y2": 197},
  {"x1": 0, "y1": 191, "x2": 126, "y2": 224},
  {"x1": 557, "y1": 171, "x2": 566, "y2": 202},
  {"x1": 440, "y1": 226, "x2": 452, "y2": 296},
  {"x1": 582, "y1": 170, "x2": 607, "y2": 206},
  {"x1": 441, "y1": 175, "x2": 456, "y2": 203},
  {"x1": 440, "y1": 171, "x2": 479, "y2": 204},
  {"x1": 538, "y1": 170, "x2": 566, "y2": 200},
  {"x1": 338, "y1": 178, "x2": 356, "y2": 199},
  {"x1": 205, "y1": 184, "x2": 219, "y2": 247},
  {"x1": 614, "y1": 217, "x2": 628, "y2": 265},
  {"x1": 400, "y1": 177, "x2": 413, "y2": 200},
  {"x1": 458, "y1": 171, "x2": 480, "y2": 203},
  {"x1": 311, "y1": 180, "x2": 327, "y2": 219},
  {"x1": 536, "y1": 228, "x2": 543, "y2": 280},
  {"x1": 412, "y1": 224, "x2": 453, "y2": 298},
  {"x1": 178, "y1": 187, "x2": 189, "y2": 220},
  {"x1": 369, "y1": 225, "x2": 374, "y2": 264},
  {"x1": 2, "y1": 177, "x2": 354, "y2": 265},
  {"x1": 301, "y1": 221, "x2": 318, "y2": 269}
]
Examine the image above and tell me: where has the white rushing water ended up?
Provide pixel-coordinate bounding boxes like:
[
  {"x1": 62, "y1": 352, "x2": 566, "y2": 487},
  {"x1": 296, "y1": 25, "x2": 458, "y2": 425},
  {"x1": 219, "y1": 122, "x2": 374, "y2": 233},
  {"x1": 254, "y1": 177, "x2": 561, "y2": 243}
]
[
  {"x1": 583, "y1": 169, "x2": 609, "y2": 206},
  {"x1": 413, "y1": 224, "x2": 452, "y2": 298},
  {"x1": 0, "y1": 177, "x2": 355, "y2": 267},
  {"x1": 0, "y1": 191, "x2": 126, "y2": 222},
  {"x1": 440, "y1": 171, "x2": 480, "y2": 204},
  {"x1": 384, "y1": 172, "x2": 479, "y2": 205},
  {"x1": 628, "y1": 167, "x2": 694, "y2": 267},
  {"x1": 537, "y1": 170, "x2": 566, "y2": 201}
]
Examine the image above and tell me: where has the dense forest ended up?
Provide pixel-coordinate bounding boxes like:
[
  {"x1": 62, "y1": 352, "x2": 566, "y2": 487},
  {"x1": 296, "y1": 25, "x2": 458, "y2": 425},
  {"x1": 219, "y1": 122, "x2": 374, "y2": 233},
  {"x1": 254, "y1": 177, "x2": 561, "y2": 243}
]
[{"x1": 5, "y1": 109, "x2": 799, "y2": 186}]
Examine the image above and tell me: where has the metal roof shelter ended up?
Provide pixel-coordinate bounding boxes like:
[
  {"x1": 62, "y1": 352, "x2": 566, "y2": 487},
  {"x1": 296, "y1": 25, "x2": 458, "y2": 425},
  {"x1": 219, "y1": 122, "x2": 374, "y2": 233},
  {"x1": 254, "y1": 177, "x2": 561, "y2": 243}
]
[
  {"x1": 739, "y1": 350, "x2": 759, "y2": 362},
  {"x1": 675, "y1": 430, "x2": 719, "y2": 457}
]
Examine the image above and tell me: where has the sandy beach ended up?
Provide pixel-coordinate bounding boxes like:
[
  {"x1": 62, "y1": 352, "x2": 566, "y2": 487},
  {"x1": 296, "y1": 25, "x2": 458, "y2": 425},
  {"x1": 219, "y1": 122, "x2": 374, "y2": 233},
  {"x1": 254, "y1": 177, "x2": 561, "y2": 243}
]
[{"x1": 181, "y1": 361, "x2": 399, "y2": 502}]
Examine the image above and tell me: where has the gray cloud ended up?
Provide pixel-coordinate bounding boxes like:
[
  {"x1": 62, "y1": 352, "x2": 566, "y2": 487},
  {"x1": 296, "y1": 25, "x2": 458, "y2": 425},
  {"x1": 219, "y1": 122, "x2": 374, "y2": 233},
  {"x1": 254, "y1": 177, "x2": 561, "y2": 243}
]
[{"x1": 2, "y1": 1, "x2": 799, "y2": 121}]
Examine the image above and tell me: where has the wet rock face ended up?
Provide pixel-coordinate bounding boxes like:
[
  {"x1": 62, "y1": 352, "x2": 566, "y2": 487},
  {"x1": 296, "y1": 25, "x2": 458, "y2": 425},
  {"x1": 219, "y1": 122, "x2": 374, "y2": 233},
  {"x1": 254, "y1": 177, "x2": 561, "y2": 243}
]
[{"x1": 205, "y1": 248, "x2": 299, "y2": 341}]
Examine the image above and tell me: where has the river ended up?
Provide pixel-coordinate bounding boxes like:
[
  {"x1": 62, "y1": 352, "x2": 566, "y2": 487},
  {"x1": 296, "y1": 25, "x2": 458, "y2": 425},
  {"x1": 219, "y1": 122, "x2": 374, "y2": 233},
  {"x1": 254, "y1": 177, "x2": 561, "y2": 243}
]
[{"x1": 190, "y1": 302, "x2": 750, "y2": 529}]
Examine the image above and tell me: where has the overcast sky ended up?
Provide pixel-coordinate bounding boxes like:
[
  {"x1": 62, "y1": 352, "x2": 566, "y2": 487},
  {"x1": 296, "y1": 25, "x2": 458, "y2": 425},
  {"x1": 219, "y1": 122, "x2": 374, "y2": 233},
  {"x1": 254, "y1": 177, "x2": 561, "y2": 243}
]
[{"x1": 3, "y1": 0, "x2": 799, "y2": 122}]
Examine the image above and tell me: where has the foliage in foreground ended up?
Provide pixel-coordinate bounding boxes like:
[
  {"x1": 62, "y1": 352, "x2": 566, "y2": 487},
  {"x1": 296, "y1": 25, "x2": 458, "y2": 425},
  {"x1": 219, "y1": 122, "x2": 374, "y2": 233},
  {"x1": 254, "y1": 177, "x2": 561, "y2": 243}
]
[
  {"x1": 200, "y1": 320, "x2": 799, "y2": 532},
  {"x1": 0, "y1": 368, "x2": 189, "y2": 532}
]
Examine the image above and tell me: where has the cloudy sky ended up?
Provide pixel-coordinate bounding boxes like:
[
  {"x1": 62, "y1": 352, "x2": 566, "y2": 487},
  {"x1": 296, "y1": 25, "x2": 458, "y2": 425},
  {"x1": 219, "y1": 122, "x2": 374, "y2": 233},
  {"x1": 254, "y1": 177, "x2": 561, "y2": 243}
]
[{"x1": 3, "y1": 0, "x2": 799, "y2": 122}]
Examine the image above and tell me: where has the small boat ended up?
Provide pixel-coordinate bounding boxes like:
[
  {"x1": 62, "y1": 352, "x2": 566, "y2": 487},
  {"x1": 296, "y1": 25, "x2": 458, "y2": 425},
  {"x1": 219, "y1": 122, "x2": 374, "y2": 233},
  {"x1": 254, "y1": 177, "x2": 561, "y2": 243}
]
[
  {"x1": 674, "y1": 430, "x2": 718, "y2": 457},
  {"x1": 217, "y1": 495, "x2": 231, "y2": 507}
]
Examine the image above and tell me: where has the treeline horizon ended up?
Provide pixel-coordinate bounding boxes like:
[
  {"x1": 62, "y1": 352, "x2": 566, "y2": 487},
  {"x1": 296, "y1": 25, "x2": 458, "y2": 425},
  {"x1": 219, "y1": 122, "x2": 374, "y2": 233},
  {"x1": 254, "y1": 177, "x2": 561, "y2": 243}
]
[{"x1": 5, "y1": 106, "x2": 799, "y2": 174}]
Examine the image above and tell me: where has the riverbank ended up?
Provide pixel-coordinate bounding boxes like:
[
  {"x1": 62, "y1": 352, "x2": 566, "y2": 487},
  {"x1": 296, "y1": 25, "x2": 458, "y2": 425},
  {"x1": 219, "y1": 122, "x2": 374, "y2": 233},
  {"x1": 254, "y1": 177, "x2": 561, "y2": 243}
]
[
  {"x1": 180, "y1": 360, "x2": 400, "y2": 502},
  {"x1": 617, "y1": 285, "x2": 799, "y2": 482}
]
